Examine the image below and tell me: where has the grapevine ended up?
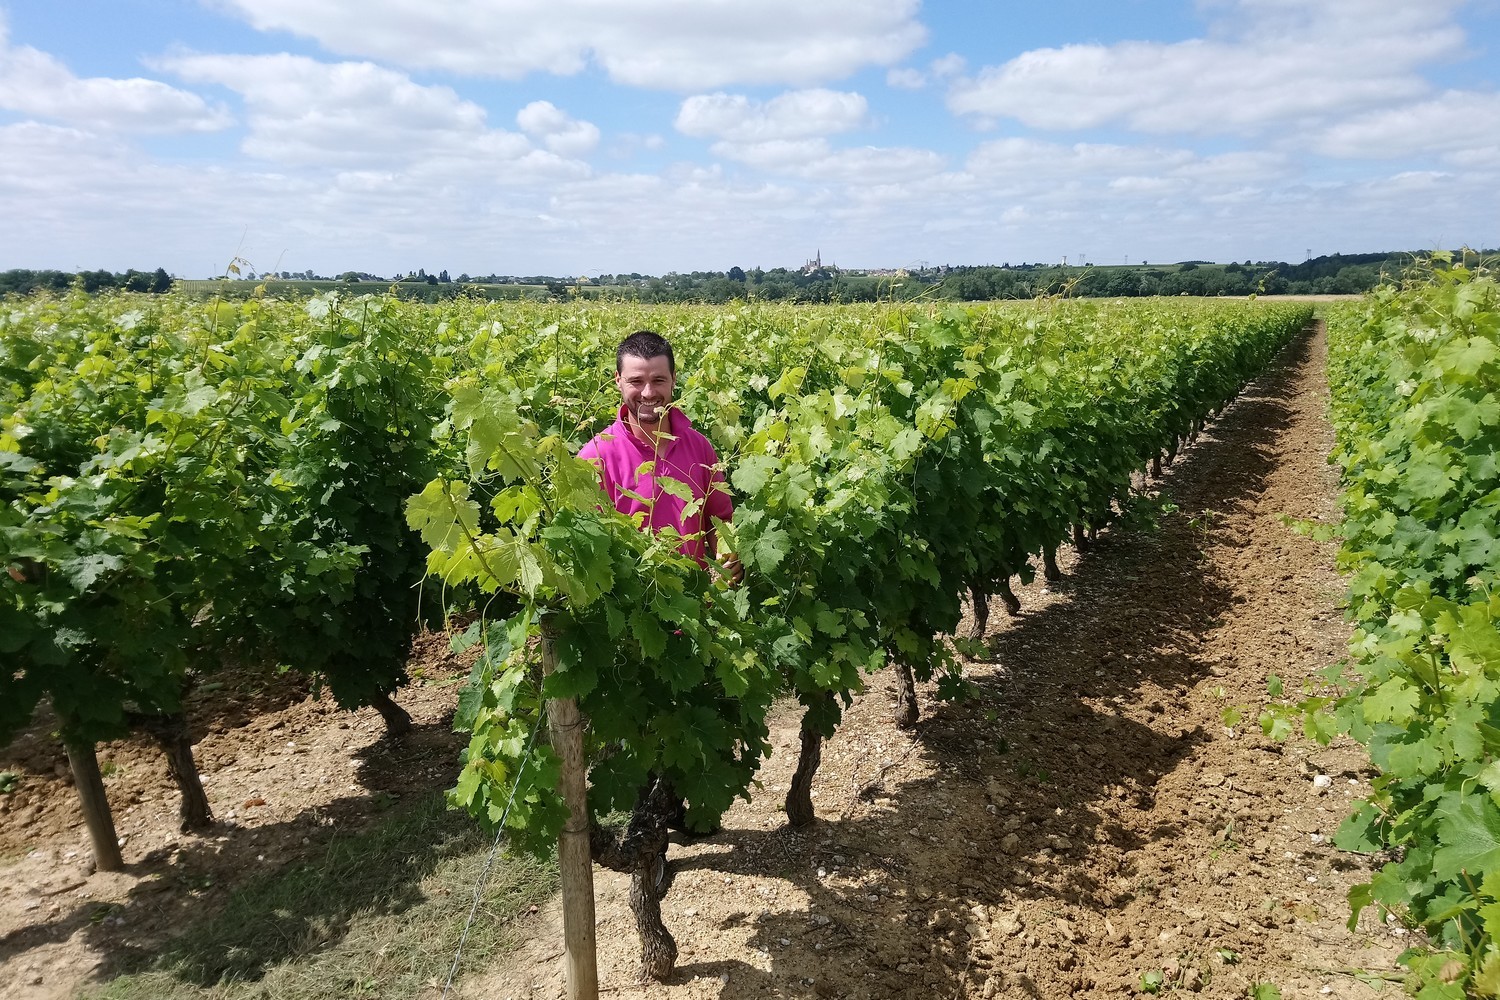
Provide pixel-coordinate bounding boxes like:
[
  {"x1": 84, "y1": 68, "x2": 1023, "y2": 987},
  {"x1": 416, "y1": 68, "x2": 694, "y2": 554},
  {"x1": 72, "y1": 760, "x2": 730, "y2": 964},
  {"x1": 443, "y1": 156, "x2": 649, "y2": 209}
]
[{"x1": 1283, "y1": 258, "x2": 1500, "y2": 997}]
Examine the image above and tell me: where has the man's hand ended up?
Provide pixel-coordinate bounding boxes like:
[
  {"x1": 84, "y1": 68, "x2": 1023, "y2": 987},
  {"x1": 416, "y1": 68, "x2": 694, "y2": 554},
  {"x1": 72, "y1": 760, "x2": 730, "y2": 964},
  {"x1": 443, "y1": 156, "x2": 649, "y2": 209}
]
[{"x1": 718, "y1": 553, "x2": 744, "y2": 588}]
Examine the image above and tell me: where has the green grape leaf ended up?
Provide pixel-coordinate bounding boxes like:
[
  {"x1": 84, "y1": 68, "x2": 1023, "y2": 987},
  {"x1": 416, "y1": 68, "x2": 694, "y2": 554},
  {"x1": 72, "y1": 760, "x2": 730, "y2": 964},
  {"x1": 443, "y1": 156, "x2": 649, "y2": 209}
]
[
  {"x1": 1433, "y1": 797, "x2": 1500, "y2": 882},
  {"x1": 750, "y1": 525, "x2": 790, "y2": 572},
  {"x1": 1333, "y1": 801, "x2": 1385, "y2": 853},
  {"x1": 630, "y1": 609, "x2": 668, "y2": 659},
  {"x1": 655, "y1": 475, "x2": 694, "y2": 503},
  {"x1": 731, "y1": 454, "x2": 778, "y2": 496}
]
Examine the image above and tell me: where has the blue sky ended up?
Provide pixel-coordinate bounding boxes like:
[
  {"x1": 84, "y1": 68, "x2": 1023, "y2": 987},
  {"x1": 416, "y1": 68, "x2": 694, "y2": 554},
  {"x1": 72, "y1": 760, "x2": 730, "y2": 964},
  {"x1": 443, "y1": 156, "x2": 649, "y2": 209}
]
[{"x1": 1, "y1": 0, "x2": 1497, "y2": 278}]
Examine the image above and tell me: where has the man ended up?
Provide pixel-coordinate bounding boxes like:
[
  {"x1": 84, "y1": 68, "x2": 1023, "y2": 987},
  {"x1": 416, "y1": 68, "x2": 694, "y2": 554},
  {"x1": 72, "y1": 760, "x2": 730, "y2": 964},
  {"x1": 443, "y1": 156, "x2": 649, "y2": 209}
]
[{"x1": 579, "y1": 330, "x2": 743, "y2": 584}]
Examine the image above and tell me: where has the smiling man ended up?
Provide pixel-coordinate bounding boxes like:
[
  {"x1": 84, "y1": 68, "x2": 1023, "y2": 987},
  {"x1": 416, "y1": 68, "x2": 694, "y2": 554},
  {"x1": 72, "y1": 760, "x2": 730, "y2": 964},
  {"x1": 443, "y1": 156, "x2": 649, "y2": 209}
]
[{"x1": 579, "y1": 330, "x2": 742, "y2": 583}]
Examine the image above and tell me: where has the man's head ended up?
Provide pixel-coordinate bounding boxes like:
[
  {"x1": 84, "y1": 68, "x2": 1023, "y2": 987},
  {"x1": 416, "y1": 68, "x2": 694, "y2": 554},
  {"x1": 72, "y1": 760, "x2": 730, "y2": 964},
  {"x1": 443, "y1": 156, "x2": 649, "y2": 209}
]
[
  {"x1": 616, "y1": 330, "x2": 675, "y2": 375},
  {"x1": 614, "y1": 330, "x2": 676, "y2": 429}
]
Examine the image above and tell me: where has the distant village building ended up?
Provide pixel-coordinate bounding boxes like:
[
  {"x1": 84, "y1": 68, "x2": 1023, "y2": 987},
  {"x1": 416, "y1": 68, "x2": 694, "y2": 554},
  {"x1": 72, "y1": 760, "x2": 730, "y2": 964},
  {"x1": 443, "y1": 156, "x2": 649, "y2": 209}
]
[{"x1": 802, "y1": 250, "x2": 835, "y2": 274}]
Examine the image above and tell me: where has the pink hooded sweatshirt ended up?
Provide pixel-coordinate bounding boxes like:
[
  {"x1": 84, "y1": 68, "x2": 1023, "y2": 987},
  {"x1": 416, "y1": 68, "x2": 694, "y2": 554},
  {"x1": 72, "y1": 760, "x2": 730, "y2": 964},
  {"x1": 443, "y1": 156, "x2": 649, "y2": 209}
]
[{"x1": 578, "y1": 406, "x2": 733, "y2": 564}]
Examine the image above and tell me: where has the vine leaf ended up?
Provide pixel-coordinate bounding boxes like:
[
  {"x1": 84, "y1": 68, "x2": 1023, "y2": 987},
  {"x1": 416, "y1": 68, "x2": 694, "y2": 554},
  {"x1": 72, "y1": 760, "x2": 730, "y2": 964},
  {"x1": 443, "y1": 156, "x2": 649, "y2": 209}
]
[{"x1": 1432, "y1": 797, "x2": 1500, "y2": 882}]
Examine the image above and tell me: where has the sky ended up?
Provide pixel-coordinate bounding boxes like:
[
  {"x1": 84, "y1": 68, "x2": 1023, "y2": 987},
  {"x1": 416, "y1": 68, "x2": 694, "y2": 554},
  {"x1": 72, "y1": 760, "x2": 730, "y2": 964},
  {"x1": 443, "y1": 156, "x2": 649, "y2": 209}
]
[{"x1": 1, "y1": 0, "x2": 1497, "y2": 279}]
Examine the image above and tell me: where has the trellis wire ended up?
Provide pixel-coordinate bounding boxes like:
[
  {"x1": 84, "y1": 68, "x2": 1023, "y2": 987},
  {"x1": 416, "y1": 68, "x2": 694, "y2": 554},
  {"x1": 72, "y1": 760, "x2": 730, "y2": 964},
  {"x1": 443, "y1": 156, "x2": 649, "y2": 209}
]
[{"x1": 441, "y1": 702, "x2": 546, "y2": 999}]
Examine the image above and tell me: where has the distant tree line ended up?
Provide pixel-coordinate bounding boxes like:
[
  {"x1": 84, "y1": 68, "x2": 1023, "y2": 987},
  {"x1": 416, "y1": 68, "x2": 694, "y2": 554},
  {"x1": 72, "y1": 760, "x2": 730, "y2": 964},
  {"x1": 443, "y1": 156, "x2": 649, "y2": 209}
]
[
  {"x1": 6, "y1": 250, "x2": 1493, "y2": 303},
  {"x1": 480, "y1": 252, "x2": 1483, "y2": 304},
  {"x1": 933, "y1": 252, "x2": 1443, "y2": 301},
  {"x1": 0, "y1": 267, "x2": 173, "y2": 296},
  {"x1": 610, "y1": 251, "x2": 1499, "y2": 303},
  {"x1": 455, "y1": 250, "x2": 1495, "y2": 304}
]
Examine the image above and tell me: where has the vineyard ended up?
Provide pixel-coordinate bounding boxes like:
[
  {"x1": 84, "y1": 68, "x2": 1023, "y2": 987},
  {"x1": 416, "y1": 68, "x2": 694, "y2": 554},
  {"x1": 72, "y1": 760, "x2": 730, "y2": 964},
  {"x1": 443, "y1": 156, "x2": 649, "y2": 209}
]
[{"x1": 0, "y1": 277, "x2": 1493, "y2": 998}]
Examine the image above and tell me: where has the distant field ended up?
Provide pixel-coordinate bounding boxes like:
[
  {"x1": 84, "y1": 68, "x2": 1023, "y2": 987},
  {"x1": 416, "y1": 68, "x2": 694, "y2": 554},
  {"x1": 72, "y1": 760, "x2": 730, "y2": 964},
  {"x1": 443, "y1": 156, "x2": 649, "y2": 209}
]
[
  {"x1": 174, "y1": 278, "x2": 613, "y2": 300},
  {"x1": 168, "y1": 266, "x2": 1377, "y2": 305},
  {"x1": 170, "y1": 277, "x2": 1363, "y2": 305},
  {"x1": 1254, "y1": 293, "x2": 1363, "y2": 301}
]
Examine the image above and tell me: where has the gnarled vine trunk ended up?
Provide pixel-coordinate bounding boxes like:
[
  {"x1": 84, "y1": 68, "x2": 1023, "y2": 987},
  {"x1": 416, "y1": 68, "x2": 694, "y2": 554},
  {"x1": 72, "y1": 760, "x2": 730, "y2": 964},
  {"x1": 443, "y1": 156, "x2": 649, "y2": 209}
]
[
  {"x1": 967, "y1": 582, "x2": 990, "y2": 640},
  {"x1": 132, "y1": 711, "x2": 213, "y2": 831},
  {"x1": 997, "y1": 576, "x2": 1022, "y2": 615},
  {"x1": 368, "y1": 689, "x2": 413, "y2": 735},
  {"x1": 785, "y1": 692, "x2": 834, "y2": 827},
  {"x1": 629, "y1": 860, "x2": 676, "y2": 981},
  {"x1": 591, "y1": 776, "x2": 678, "y2": 981},
  {"x1": 1043, "y1": 546, "x2": 1062, "y2": 583},
  {"x1": 892, "y1": 659, "x2": 918, "y2": 729}
]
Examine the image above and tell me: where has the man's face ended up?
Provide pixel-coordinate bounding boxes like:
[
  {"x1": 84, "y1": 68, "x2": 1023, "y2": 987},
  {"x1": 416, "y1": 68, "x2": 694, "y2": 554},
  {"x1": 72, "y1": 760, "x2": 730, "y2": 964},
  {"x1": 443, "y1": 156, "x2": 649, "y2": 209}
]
[{"x1": 616, "y1": 354, "x2": 676, "y2": 427}]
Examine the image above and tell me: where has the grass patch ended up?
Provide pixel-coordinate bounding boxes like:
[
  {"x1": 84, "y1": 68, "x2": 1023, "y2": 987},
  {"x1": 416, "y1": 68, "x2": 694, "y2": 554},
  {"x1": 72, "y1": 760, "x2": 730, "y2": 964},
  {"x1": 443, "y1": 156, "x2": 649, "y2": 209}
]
[{"x1": 90, "y1": 793, "x2": 557, "y2": 1000}]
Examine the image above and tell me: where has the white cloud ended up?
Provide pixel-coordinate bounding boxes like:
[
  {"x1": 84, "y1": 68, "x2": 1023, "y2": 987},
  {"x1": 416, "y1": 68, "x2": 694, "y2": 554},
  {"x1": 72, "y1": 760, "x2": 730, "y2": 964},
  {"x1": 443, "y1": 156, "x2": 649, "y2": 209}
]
[
  {"x1": 887, "y1": 67, "x2": 926, "y2": 90},
  {"x1": 4, "y1": 107, "x2": 1496, "y2": 278},
  {"x1": 929, "y1": 53, "x2": 965, "y2": 79},
  {"x1": 155, "y1": 52, "x2": 588, "y2": 179},
  {"x1": 709, "y1": 136, "x2": 945, "y2": 184},
  {"x1": 885, "y1": 53, "x2": 963, "y2": 92},
  {"x1": 212, "y1": 0, "x2": 925, "y2": 90},
  {"x1": 157, "y1": 52, "x2": 485, "y2": 161},
  {"x1": 958, "y1": 139, "x2": 1297, "y2": 222},
  {"x1": 803, "y1": 146, "x2": 947, "y2": 185},
  {"x1": 1315, "y1": 91, "x2": 1500, "y2": 161},
  {"x1": 0, "y1": 117, "x2": 600, "y2": 273},
  {"x1": 1446, "y1": 146, "x2": 1500, "y2": 170},
  {"x1": 948, "y1": 0, "x2": 1466, "y2": 136},
  {"x1": 1109, "y1": 176, "x2": 1178, "y2": 195},
  {"x1": 1174, "y1": 150, "x2": 1292, "y2": 183},
  {"x1": 709, "y1": 138, "x2": 832, "y2": 171},
  {"x1": 607, "y1": 132, "x2": 666, "y2": 159},
  {"x1": 1386, "y1": 169, "x2": 1451, "y2": 186},
  {"x1": 516, "y1": 101, "x2": 600, "y2": 156},
  {"x1": 676, "y1": 89, "x2": 869, "y2": 142},
  {"x1": 0, "y1": 17, "x2": 229, "y2": 133},
  {"x1": 0, "y1": 121, "x2": 129, "y2": 194},
  {"x1": 966, "y1": 138, "x2": 1192, "y2": 179},
  {"x1": 333, "y1": 170, "x2": 399, "y2": 193},
  {"x1": 0, "y1": 121, "x2": 297, "y2": 272}
]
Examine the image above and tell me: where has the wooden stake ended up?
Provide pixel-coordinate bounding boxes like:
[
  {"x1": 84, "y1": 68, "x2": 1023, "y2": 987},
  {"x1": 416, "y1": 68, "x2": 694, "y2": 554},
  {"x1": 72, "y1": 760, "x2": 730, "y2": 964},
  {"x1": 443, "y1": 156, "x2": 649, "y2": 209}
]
[
  {"x1": 541, "y1": 626, "x2": 598, "y2": 1000},
  {"x1": 65, "y1": 739, "x2": 124, "y2": 872}
]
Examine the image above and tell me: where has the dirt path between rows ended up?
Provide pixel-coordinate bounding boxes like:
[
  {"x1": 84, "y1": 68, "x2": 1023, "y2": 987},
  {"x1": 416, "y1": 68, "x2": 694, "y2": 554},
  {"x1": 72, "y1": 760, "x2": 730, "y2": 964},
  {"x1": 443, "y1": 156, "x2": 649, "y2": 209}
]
[{"x1": 467, "y1": 324, "x2": 1410, "y2": 1000}]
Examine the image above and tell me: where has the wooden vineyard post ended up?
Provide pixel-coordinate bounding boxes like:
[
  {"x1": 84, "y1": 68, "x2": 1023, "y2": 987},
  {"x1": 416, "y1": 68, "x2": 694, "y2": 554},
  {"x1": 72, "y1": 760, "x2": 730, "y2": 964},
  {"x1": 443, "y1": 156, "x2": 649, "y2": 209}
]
[
  {"x1": 65, "y1": 739, "x2": 124, "y2": 872},
  {"x1": 540, "y1": 623, "x2": 598, "y2": 1000}
]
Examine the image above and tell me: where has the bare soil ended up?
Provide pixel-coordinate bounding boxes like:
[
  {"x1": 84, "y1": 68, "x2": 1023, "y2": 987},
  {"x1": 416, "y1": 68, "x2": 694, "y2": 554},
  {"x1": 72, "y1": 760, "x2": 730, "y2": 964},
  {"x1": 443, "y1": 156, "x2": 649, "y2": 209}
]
[
  {"x1": 0, "y1": 637, "x2": 474, "y2": 999},
  {"x1": 1, "y1": 324, "x2": 1410, "y2": 999}
]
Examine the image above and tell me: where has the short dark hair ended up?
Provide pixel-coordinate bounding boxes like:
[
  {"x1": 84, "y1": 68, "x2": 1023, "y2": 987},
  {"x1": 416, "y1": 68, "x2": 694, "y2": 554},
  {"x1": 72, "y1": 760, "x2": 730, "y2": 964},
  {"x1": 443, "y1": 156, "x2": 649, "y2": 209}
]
[{"x1": 616, "y1": 330, "x2": 675, "y2": 374}]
